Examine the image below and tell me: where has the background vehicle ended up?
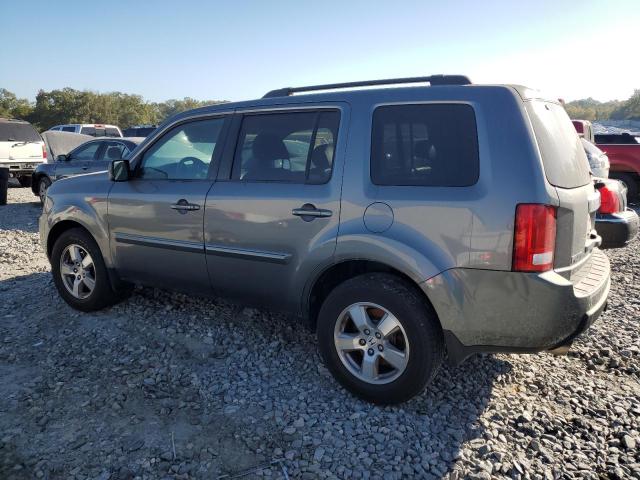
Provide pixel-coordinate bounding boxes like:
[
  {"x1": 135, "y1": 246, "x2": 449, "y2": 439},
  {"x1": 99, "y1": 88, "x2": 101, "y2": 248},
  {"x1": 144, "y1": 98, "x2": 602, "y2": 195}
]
[
  {"x1": 0, "y1": 118, "x2": 46, "y2": 187},
  {"x1": 122, "y1": 125, "x2": 157, "y2": 137},
  {"x1": 40, "y1": 76, "x2": 610, "y2": 404},
  {"x1": 593, "y1": 132, "x2": 640, "y2": 201},
  {"x1": 572, "y1": 119, "x2": 595, "y2": 143},
  {"x1": 581, "y1": 138, "x2": 610, "y2": 178},
  {"x1": 48, "y1": 124, "x2": 123, "y2": 138},
  {"x1": 594, "y1": 177, "x2": 639, "y2": 249},
  {"x1": 32, "y1": 136, "x2": 142, "y2": 203}
]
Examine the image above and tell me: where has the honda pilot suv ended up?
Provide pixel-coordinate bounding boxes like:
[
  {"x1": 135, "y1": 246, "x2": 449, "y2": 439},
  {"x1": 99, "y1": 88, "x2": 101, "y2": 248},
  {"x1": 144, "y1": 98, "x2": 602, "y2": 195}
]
[{"x1": 40, "y1": 75, "x2": 611, "y2": 403}]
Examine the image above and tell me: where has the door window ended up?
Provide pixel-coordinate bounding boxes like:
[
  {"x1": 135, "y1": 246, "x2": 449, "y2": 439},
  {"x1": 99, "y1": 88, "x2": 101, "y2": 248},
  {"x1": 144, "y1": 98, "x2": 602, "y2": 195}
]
[
  {"x1": 80, "y1": 127, "x2": 96, "y2": 136},
  {"x1": 70, "y1": 142, "x2": 101, "y2": 161},
  {"x1": 232, "y1": 110, "x2": 340, "y2": 184},
  {"x1": 137, "y1": 117, "x2": 225, "y2": 180},
  {"x1": 62, "y1": 126, "x2": 76, "y2": 132},
  {"x1": 100, "y1": 141, "x2": 128, "y2": 161}
]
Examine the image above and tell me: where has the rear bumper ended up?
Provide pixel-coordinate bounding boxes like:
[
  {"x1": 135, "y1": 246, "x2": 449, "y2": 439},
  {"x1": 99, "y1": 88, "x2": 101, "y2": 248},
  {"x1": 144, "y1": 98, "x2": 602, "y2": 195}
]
[
  {"x1": 422, "y1": 248, "x2": 611, "y2": 365},
  {"x1": 0, "y1": 162, "x2": 42, "y2": 177},
  {"x1": 596, "y1": 208, "x2": 639, "y2": 249}
]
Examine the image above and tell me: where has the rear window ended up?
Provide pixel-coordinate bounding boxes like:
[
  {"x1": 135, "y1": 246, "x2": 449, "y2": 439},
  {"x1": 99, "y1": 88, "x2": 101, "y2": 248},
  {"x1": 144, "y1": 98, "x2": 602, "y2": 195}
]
[
  {"x1": 106, "y1": 127, "x2": 121, "y2": 137},
  {"x1": 371, "y1": 104, "x2": 479, "y2": 186},
  {"x1": 526, "y1": 101, "x2": 591, "y2": 189},
  {"x1": 80, "y1": 127, "x2": 96, "y2": 136},
  {"x1": 0, "y1": 122, "x2": 41, "y2": 142}
]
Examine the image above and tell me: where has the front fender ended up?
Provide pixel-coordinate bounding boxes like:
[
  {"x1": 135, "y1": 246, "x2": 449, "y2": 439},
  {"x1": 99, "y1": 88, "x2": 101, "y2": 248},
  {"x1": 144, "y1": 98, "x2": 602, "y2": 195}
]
[{"x1": 43, "y1": 174, "x2": 113, "y2": 268}]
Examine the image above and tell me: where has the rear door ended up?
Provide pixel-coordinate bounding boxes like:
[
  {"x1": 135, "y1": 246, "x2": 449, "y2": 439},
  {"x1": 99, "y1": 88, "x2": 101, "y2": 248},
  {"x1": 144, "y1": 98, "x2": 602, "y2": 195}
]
[
  {"x1": 204, "y1": 106, "x2": 346, "y2": 310},
  {"x1": 525, "y1": 101, "x2": 599, "y2": 270}
]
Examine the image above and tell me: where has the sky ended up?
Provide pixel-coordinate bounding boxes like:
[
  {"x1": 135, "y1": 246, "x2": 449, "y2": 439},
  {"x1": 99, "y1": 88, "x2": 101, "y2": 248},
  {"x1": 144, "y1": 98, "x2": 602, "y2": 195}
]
[{"x1": 1, "y1": 0, "x2": 639, "y2": 103}]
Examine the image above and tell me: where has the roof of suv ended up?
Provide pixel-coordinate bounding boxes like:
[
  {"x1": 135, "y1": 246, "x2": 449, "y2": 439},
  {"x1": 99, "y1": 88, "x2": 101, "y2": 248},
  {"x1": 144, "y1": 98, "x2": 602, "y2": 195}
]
[{"x1": 165, "y1": 76, "x2": 554, "y2": 125}]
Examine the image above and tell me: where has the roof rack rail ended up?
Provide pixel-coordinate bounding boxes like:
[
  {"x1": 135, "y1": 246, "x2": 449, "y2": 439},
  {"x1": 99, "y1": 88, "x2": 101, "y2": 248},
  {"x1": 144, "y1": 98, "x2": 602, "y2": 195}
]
[{"x1": 263, "y1": 74, "x2": 471, "y2": 98}]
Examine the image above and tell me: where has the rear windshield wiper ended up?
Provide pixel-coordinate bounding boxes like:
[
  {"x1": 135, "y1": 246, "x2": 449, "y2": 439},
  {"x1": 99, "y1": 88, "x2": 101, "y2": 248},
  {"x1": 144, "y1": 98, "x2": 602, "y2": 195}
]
[{"x1": 11, "y1": 140, "x2": 40, "y2": 147}]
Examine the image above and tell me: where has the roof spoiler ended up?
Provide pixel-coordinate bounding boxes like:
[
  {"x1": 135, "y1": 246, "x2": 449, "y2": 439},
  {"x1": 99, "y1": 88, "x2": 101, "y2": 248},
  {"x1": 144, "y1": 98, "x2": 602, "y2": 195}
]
[{"x1": 263, "y1": 74, "x2": 472, "y2": 98}]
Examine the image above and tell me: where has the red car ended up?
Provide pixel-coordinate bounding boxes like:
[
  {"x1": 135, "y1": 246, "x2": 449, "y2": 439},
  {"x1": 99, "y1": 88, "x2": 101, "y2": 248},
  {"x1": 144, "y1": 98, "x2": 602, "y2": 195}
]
[{"x1": 594, "y1": 132, "x2": 640, "y2": 201}]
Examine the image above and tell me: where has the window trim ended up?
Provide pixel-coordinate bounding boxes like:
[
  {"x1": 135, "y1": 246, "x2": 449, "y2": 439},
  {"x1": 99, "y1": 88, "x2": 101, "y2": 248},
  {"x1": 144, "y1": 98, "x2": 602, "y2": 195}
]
[
  {"x1": 369, "y1": 101, "x2": 480, "y2": 188},
  {"x1": 129, "y1": 113, "x2": 232, "y2": 182},
  {"x1": 225, "y1": 107, "x2": 341, "y2": 185}
]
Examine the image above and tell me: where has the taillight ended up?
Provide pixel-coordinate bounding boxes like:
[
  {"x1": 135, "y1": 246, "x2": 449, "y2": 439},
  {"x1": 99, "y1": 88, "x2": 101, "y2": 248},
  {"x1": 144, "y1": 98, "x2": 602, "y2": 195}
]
[
  {"x1": 512, "y1": 204, "x2": 557, "y2": 272},
  {"x1": 598, "y1": 186, "x2": 619, "y2": 214},
  {"x1": 42, "y1": 144, "x2": 47, "y2": 159}
]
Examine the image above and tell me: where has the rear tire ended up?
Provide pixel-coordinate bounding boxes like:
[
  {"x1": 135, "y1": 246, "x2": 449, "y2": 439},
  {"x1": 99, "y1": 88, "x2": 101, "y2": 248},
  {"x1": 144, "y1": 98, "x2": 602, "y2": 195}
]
[
  {"x1": 610, "y1": 172, "x2": 638, "y2": 203},
  {"x1": 317, "y1": 273, "x2": 444, "y2": 404},
  {"x1": 51, "y1": 228, "x2": 122, "y2": 312},
  {"x1": 18, "y1": 176, "x2": 32, "y2": 188}
]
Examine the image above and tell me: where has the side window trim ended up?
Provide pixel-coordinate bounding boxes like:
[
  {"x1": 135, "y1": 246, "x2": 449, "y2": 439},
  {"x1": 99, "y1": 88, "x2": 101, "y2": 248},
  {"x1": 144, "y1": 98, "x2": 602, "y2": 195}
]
[{"x1": 132, "y1": 114, "x2": 231, "y2": 182}]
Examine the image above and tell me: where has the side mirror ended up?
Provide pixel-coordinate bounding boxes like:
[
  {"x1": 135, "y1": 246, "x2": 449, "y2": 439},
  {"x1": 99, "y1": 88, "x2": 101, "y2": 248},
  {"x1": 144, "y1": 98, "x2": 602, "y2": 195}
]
[
  {"x1": 57, "y1": 154, "x2": 68, "y2": 162},
  {"x1": 109, "y1": 159, "x2": 130, "y2": 182}
]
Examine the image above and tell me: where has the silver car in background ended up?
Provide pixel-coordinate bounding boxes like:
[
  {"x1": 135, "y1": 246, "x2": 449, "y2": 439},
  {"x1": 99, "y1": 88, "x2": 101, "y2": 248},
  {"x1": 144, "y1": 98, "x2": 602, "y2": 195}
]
[{"x1": 39, "y1": 75, "x2": 611, "y2": 403}]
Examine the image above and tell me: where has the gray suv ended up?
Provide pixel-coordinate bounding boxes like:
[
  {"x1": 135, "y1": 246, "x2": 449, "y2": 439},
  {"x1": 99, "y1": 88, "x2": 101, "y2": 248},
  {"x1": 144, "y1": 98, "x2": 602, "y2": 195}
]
[{"x1": 39, "y1": 75, "x2": 611, "y2": 403}]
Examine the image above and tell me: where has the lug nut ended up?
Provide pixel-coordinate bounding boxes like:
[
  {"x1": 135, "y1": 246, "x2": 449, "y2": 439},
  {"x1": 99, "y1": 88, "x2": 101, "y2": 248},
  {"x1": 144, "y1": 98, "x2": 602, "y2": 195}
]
[
  {"x1": 377, "y1": 344, "x2": 384, "y2": 352},
  {"x1": 375, "y1": 332, "x2": 382, "y2": 339},
  {"x1": 76, "y1": 275, "x2": 81, "y2": 280},
  {"x1": 367, "y1": 348, "x2": 374, "y2": 356},
  {"x1": 364, "y1": 329, "x2": 370, "y2": 335},
  {"x1": 359, "y1": 338, "x2": 366, "y2": 346}
]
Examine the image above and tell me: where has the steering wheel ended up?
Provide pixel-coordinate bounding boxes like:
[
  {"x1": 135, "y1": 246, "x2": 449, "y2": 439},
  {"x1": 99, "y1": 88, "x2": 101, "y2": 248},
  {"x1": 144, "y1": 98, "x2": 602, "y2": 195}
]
[{"x1": 177, "y1": 156, "x2": 208, "y2": 179}]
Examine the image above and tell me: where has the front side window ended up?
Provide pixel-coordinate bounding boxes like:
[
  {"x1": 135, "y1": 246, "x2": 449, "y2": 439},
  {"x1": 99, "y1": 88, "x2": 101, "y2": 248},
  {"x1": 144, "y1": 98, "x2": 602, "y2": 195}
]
[
  {"x1": 232, "y1": 110, "x2": 340, "y2": 184},
  {"x1": 371, "y1": 104, "x2": 479, "y2": 187},
  {"x1": 70, "y1": 142, "x2": 101, "y2": 161},
  {"x1": 137, "y1": 117, "x2": 225, "y2": 180}
]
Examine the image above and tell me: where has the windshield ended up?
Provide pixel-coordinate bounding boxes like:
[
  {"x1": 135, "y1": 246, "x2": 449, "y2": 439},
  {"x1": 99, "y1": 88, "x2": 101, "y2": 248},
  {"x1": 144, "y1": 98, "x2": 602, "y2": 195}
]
[{"x1": 0, "y1": 122, "x2": 41, "y2": 142}]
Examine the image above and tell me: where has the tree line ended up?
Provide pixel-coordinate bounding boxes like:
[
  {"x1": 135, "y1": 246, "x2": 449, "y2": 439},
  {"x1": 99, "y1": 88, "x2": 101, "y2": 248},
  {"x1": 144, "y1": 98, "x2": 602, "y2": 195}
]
[
  {"x1": 0, "y1": 87, "x2": 226, "y2": 131},
  {"x1": 2, "y1": 86, "x2": 639, "y2": 129},
  {"x1": 563, "y1": 89, "x2": 640, "y2": 121}
]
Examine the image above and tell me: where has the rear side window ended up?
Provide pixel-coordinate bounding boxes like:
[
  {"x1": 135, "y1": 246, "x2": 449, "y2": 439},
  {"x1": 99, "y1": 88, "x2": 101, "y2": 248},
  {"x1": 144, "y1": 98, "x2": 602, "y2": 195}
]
[
  {"x1": 232, "y1": 110, "x2": 340, "y2": 184},
  {"x1": 106, "y1": 127, "x2": 121, "y2": 137},
  {"x1": 526, "y1": 101, "x2": 591, "y2": 189},
  {"x1": 80, "y1": 127, "x2": 96, "y2": 136},
  {"x1": 0, "y1": 122, "x2": 41, "y2": 142},
  {"x1": 62, "y1": 126, "x2": 76, "y2": 132},
  {"x1": 371, "y1": 104, "x2": 479, "y2": 186}
]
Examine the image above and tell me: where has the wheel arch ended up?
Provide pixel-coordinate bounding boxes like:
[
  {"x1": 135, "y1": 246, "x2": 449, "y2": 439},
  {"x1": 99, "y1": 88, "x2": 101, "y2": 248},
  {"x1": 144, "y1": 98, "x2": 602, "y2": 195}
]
[{"x1": 304, "y1": 259, "x2": 443, "y2": 333}]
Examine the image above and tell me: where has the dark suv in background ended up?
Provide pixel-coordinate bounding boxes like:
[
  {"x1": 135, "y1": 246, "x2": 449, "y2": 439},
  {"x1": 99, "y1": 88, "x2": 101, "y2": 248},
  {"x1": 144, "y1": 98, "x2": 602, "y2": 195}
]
[{"x1": 39, "y1": 75, "x2": 610, "y2": 403}]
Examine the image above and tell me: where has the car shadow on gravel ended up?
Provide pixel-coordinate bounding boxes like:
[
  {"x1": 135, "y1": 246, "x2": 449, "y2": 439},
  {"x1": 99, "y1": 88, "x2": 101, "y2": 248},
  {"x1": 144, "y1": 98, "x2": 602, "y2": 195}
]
[{"x1": 0, "y1": 196, "x2": 41, "y2": 234}]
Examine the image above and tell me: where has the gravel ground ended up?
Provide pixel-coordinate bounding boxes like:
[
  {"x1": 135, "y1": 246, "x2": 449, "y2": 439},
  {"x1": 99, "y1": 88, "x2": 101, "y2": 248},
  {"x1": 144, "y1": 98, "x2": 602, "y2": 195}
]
[{"x1": 0, "y1": 186, "x2": 639, "y2": 480}]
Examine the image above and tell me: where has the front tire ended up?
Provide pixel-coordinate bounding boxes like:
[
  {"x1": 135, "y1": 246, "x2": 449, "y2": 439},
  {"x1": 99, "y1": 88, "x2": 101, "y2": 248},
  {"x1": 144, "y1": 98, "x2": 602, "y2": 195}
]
[
  {"x1": 51, "y1": 228, "x2": 121, "y2": 312},
  {"x1": 38, "y1": 176, "x2": 51, "y2": 205},
  {"x1": 317, "y1": 273, "x2": 444, "y2": 404}
]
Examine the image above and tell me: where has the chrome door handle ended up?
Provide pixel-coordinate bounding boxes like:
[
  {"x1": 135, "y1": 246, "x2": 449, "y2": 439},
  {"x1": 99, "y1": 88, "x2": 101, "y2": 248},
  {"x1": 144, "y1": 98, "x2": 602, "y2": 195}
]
[
  {"x1": 292, "y1": 204, "x2": 332, "y2": 220},
  {"x1": 171, "y1": 199, "x2": 200, "y2": 212}
]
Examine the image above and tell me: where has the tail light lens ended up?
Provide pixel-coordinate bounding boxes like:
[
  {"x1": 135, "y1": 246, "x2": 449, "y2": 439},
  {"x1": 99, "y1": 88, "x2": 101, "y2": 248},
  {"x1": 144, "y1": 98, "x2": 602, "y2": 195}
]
[
  {"x1": 512, "y1": 204, "x2": 557, "y2": 272},
  {"x1": 42, "y1": 144, "x2": 47, "y2": 159},
  {"x1": 598, "y1": 185, "x2": 619, "y2": 214}
]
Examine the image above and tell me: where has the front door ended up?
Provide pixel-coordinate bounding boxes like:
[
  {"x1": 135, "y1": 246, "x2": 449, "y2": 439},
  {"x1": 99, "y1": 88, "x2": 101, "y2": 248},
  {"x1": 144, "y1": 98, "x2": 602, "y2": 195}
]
[
  {"x1": 108, "y1": 116, "x2": 229, "y2": 293},
  {"x1": 204, "y1": 107, "x2": 346, "y2": 310},
  {"x1": 55, "y1": 141, "x2": 101, "y2": 180}
]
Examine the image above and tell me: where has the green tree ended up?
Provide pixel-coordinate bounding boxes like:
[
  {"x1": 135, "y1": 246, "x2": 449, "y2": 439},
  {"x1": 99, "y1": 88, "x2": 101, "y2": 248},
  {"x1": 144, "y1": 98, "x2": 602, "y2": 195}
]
[
  {"x1": 610, "y1": 90, "x2": 640, "y2": 120},
  {"x1": 0, "y1": 88, "x2": 33, "y2": 119}
]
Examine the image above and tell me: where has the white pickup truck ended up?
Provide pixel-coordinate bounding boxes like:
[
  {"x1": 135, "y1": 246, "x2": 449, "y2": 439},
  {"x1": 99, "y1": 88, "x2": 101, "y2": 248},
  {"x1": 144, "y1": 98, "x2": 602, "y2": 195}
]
[{"x1": 0, "y1": 118, "x2": 46, "y2": 187}]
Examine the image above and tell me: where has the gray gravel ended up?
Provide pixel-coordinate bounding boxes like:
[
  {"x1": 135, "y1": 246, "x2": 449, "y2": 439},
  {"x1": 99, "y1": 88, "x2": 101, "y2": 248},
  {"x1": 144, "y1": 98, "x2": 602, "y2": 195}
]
[{"x1": 1, "y1": 186, "x2": 639, "y2": 479}]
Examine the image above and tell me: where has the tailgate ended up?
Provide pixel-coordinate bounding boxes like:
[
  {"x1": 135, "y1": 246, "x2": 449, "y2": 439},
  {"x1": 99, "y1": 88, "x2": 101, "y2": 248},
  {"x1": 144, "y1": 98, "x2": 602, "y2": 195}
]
[
  {"x1": 2, "y1": 141, "x2": 44, "y2": 161},
  {"x1": 525, "y1": 100, "x2": 599, "y2": 274}
]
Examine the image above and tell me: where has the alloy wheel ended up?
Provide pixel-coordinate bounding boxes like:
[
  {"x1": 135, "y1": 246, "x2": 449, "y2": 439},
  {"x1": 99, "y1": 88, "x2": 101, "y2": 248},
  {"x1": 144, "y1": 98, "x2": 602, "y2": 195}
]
[
  {"x1": 333, "y1": 302, "x2": 410, "y2": 384},
  {"x1": 59, "y1": 244, "x2": 96, "y2": 299}
]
